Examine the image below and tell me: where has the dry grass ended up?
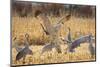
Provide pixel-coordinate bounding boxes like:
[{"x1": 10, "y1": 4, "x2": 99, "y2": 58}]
[{"x1": 12, "y1": 16, "x2": 96, "y2": 66}]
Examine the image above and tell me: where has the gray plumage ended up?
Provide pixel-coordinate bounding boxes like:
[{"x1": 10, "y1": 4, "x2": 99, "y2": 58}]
[
  {"x1": 16, "y1": 46, "x2": 33, "y2": 61},
  {"x1": 41, "y1": 42, "x2": 61, "y2": 54},
  {"x1": 88, "y1": 35, "x2": 95, "y2": 58},
  {"x1": 53, "y1": 15, "x2": 71, "y2": 32},
  {"x1": 53, "y1": 22, "x2": 63, "y2": 33},
  {"x1": 39, "y1": 14, "x2": 54, "y2": 35},
  {"x1": 12, "y1": 37, "x2": 23, "y2": 52},
  {"x1": 69, "y1": 34, "x2": 94, "y2": 52},
  {"x1": 37, "y1": 12, "x2": 70, "y2": 54},
  {"x1": 65, "y1": 27, "x2": 72, "y2": 43},
  {"x1": 16, "y1": 33, "x2": 33, "y2": 61},
  {"x1": 64, "y1": 27, "x2": 72, "y2": 52},
  {"x1": 60, "y1": 27, "x2": 72, "y2": 44},
  {"x1": 67, "y1": 27, "x2": 72, "y2": 43},
  {"x1": 38, "y1": 13, "x2": 71, "y2": 36},
  {"x1": 13, "y1": 45, "x2": 23, "y2": 52},
  {"x1": 40, "y1": 22, "x2": 50, "y2": 35}
]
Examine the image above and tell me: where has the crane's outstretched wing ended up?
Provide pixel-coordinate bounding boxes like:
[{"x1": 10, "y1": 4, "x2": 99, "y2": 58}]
[
  {"x1": 36, "y1": 10, "x2": 71, "y2": 35},
  {"x1": 12, "y1": 44, "x2": 24, "y2": 52},
  {"x1": 69, "y1": 35, "x2": 94, "y2": 52},
  {"x1": 35, "y1": 10, "x2": 54, "y2": 35},
  {"x1": 53, "y1": 15, "x2": 71, "y2": 32},
  {"x1": 40, "y1": 22, "x2": 50, "y2": 35},
  {"x1": 16, "y1": 47, "x2": 33, "y2": 61},
  {"x1": 41, "y1": 43, "x2": 55, "y2": 54},
  {"x1": 55, "y1": 14, "x2": 71, "y2": 25},
  {"x1": 16, "y1": 47, "x2": 26, "y2": 61},
  {"x1": 41, "y1": 43, "x2": 61, "y2": 54}
]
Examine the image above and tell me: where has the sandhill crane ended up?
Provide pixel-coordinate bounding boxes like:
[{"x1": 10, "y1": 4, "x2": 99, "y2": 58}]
[
  {"x1": 16, "y1": 33, "x2": 33, "y2": 63},
  {"x1": 61, "y1": 29, "x2": 95, "y2": 54},
  {"x1": 62, "y1": 27, "x2": 72, "y2": 44},
  {"x1": 35, "y1": 10, "x2": 71, "y2": 36},
  {"x1": 35, "y1": 10, "x2": 70, "y2": 54},
  {"x1": 40, "y1": 22, "x2": 50, "y2": 35},
  {"x1": 69, "y1": 34, "x2": 95, "y2": 52},
  {"x1": 61, "y1": 28, "x2": 83, "y2": 44},
  {"x1": 41, "y1": 42, "x2": 61, "y2": 54},
  {"x1": 36, "y1": 10, "x2": 71, "y2": 42},
  {"x1": 16, "y1": 45, "x2": 33, "y2": 61}
]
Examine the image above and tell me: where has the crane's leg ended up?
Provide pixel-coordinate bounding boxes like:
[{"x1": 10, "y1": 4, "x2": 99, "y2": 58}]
[{"x1": 23, "y1": 56, "x2": 26, "y2": 64}]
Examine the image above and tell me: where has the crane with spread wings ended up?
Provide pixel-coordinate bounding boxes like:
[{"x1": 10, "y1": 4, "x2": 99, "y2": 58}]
[
  {"x1": 61, "y1": 29, "x2": 95, "y2": 57},
  {"x1": 15, "y1": 33, "x2": 33, "y2": 63},
  {"x1": 34, "y1": 10, "x2": 71, "y2": 54}
]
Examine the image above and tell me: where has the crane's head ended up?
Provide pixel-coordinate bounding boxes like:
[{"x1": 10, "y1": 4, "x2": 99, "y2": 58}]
[
  {"x1": 34, "y1": 10, "x2": 42, "y2": 18},
  {"x1": 25, "y1": 33, "x2": 29, "y2": 39}
]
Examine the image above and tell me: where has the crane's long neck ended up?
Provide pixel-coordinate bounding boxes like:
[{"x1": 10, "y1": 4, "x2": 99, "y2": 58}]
[
  {"x1": 24, "y1": 35, "x2": 30, "y2": 48},
  {"x1": 68, "y1": 28, "x2": 70, "y2": 33},
  {"x1": 68, "y1": 28, "x2": 72, "y2": 41},
  {"x1": 68, "y1": 29, "x2": 71, "y2": 36}
]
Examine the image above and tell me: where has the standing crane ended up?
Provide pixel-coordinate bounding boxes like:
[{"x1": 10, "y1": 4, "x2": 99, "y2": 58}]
[{"x1": 16, "y1": 33, "x2": 33, "y2": 63}]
